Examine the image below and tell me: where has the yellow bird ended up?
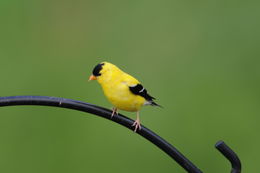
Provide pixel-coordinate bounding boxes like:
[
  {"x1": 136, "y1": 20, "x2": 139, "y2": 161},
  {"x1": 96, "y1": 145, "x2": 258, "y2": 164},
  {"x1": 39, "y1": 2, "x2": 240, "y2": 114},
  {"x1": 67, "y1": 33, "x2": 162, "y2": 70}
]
[{"x1": 88, "y1": 62, "x2": 161, "y2": 132}]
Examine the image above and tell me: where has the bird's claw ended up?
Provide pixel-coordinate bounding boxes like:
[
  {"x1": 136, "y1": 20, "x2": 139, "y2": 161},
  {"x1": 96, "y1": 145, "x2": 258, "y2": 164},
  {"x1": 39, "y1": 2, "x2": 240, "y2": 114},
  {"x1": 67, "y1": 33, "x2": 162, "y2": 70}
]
[
  {"x1": 111, "y1": 108, "x2": 118, "y2": 118},
  {"x1": 132, "y1": 120, "x2": 141, "y2": 132}
]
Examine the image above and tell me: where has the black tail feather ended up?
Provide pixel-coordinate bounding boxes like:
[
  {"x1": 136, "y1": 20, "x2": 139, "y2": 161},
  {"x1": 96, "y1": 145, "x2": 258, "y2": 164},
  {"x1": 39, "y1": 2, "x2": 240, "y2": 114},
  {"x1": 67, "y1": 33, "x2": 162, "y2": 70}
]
[{"x1": 151, "y1": 101, "x2": 163, "y2": 108}]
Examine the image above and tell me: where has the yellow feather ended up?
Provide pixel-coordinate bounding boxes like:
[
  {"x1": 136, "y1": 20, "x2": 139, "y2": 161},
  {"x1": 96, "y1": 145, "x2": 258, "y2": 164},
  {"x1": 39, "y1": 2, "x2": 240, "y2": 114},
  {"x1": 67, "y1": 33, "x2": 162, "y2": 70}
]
[{"x1": 96, "y1": 62, "x2": 145, "y2": 112}]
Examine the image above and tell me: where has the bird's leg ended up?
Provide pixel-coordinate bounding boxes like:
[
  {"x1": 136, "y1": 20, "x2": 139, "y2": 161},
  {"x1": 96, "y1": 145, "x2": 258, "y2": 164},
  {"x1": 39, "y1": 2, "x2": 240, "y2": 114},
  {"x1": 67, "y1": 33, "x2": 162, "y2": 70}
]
[
  {"x1": 132, "y1": 111, "x2": 141, "y2": 132},
  {"x1": 111, "y1": 107, "x2": 118, "y2": 118}
]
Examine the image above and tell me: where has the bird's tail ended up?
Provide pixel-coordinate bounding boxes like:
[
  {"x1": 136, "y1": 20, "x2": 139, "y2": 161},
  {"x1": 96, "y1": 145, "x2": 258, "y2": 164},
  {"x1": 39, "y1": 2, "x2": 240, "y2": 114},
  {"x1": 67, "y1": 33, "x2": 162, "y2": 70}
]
[{"x1": 151, "y1": 100, "x2": 163, "y2": 108}]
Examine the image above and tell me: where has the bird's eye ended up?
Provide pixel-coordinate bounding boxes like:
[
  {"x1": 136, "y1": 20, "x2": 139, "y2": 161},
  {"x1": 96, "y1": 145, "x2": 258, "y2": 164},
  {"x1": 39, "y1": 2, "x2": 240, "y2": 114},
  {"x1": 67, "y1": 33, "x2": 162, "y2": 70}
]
[{"x1": 92, "y1": 63, "x2": 104, "y2": 76}]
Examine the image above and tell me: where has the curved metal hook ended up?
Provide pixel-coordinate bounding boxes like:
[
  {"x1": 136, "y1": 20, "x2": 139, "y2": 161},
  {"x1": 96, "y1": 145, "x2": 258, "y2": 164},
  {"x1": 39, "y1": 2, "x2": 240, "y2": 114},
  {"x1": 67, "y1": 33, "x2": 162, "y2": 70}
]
[
  {"x1": 215, "y1": 140, "x2": 242, "y2": 173},
  {"x1": 0, "y1": 96, "x2": 202, "y2": 173}
]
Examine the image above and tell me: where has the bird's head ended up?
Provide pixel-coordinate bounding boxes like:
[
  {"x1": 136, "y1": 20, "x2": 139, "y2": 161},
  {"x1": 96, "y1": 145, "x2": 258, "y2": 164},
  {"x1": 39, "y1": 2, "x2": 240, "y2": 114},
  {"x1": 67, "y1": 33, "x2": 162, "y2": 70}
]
[
  {"x1": 88, "y1": 62, "x2": 105, "y2": 81},
  {"x1": 89, "y1": 62, "x2": 118, "y2": 82}
]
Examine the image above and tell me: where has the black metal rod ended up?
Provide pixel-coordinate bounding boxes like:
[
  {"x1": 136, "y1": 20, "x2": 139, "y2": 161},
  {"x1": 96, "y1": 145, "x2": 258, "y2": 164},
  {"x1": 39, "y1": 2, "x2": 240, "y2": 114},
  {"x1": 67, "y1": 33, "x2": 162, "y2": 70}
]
[
  {"x1": 215, "y1": 140, "x2": 242, "y2": 173},
  {"x1": 0, "y1": 96, "x2": 202, "y2": 173}
]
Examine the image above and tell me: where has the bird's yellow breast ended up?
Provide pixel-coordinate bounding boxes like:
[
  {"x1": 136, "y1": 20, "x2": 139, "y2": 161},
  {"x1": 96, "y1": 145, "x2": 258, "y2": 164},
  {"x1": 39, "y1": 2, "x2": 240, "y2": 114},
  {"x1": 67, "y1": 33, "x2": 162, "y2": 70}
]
[{"x1": 97, "y1": 69, "x2": 145, "y2": 112}]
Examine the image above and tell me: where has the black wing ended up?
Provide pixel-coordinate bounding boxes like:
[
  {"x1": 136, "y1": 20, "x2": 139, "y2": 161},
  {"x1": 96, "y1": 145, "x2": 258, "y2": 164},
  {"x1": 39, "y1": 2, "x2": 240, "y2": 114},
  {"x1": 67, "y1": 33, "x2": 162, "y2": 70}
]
[
  {"x1": 129, "y1": 84, "x2": 155, "y2": 101},
  {"x1": 129, "y1": 84, "x2": 161, "y2": 107}
]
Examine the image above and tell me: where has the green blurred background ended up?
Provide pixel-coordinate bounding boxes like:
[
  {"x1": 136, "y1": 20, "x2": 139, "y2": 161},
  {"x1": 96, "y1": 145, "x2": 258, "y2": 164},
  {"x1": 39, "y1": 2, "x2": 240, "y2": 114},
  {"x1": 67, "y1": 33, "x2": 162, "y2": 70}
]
[{"x1": 0, "y1": 0, "x2": 259, "y2": 172}]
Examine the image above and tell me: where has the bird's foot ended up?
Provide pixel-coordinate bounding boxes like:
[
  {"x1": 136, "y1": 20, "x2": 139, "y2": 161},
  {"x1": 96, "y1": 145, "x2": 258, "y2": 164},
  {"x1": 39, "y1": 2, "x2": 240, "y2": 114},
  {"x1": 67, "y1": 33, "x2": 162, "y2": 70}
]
[
  {"x1": 132, "y1": 119, "x2": 141, "y2": 132},
  {"x1": 111, "y1": 108, "x2": 118, "y2": 118}
]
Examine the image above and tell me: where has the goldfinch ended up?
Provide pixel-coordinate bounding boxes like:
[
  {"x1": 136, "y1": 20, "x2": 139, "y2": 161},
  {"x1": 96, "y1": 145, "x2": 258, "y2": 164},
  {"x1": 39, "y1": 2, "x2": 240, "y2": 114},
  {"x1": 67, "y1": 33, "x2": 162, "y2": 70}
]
[{"x1": 88, "y1": 62, "x2": 160, "y2": 132}]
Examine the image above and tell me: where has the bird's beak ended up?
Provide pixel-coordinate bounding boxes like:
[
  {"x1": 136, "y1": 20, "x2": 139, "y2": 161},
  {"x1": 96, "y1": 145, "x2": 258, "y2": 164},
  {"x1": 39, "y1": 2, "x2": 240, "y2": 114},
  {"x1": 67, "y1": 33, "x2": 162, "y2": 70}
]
[{"x1": 88, "y1": 75, "x2": 97, "y2": 81}]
